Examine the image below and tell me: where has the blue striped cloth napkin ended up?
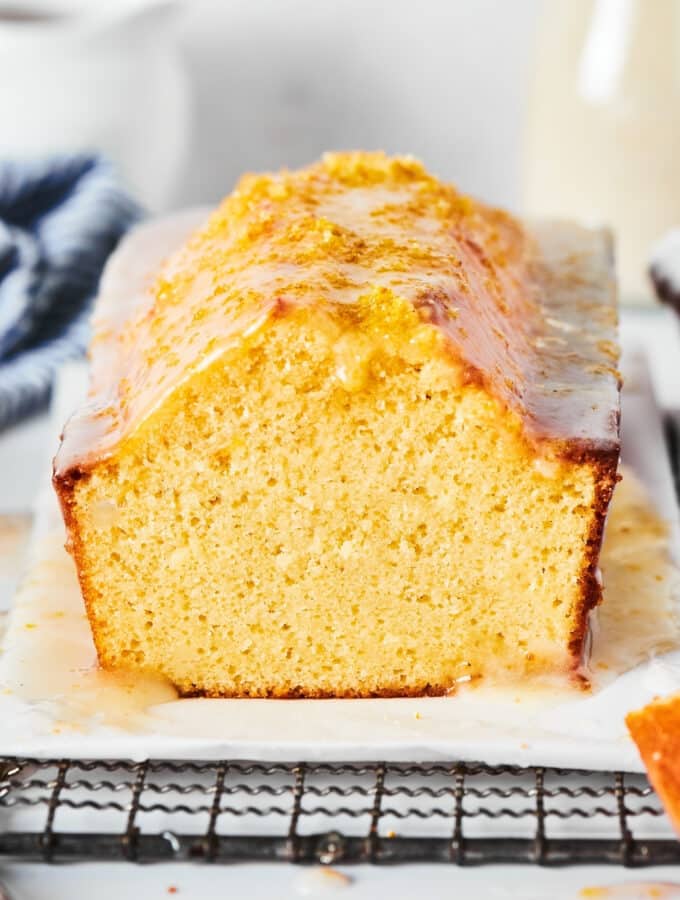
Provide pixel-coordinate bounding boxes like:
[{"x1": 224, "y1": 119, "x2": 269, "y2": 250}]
[{"x1": 0, "y1": 156, "x2": 140, "y2": 430}]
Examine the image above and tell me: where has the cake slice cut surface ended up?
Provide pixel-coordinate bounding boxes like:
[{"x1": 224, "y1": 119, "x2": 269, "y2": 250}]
[{"x1": 54, "y1": 152, "x2": 620, "y2": 697}]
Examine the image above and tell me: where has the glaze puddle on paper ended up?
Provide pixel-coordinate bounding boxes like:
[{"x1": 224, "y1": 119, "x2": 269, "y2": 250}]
[{"x1": 0, "y1": 346, "x2": 679, "y2": 767}]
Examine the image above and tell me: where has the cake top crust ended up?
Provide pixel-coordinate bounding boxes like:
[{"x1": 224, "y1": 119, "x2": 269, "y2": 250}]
[{"x1": 55, "y1": 152, "x2": 620, "y2": 478}]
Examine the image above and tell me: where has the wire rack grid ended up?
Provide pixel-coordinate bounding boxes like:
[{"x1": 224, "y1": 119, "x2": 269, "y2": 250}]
[{"x1": 1, "y1": 758, "x2": 679, "y2": 866}]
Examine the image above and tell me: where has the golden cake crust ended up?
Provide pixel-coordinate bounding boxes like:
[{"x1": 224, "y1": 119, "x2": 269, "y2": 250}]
[{"x1": 55, "y1": 152, "x2": 619, "y2": 478}]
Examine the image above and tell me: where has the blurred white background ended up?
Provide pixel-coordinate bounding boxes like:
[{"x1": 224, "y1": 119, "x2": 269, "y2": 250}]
[
  {"x1": 1, "y1": 0, "x2": 676, "y2": 299},
  {"x1": 175, "y1": 0, "x2": 542, "y2": 210},
  {"x1": 0, "y1": 0, "x2": 542, "y2": 210}
]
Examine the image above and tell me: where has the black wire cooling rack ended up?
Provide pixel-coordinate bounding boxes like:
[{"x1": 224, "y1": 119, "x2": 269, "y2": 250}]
[{"x1": 1, "y1": 758, "x2": 679, "y2": 866}]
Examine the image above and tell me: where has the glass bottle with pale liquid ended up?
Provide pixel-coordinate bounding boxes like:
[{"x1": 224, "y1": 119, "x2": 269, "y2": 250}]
[{"x1": 523, "y1": 0, "x2": 680, "y2": 301}]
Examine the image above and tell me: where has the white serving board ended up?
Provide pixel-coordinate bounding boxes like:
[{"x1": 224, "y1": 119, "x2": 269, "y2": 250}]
[{"x1": 1, "y1": 341, "x2": 680, "y2": 769}]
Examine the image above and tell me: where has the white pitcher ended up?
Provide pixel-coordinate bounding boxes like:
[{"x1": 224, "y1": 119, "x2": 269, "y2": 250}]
[
  {"x1": 0, "y1": 0, "x2": 189, "y2": 211},
  {"x1": 523, "y1": 0, "x2": 680, "y2": 301}
]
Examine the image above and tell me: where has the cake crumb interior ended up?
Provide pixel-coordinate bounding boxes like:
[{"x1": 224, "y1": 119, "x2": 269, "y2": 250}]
[{"x1": 71, "y1": 303, "x2": 597, "y2": 697}]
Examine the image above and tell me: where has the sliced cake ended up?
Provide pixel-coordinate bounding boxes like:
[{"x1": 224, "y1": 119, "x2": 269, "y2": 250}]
[
  {"x1": 627, "y1": 695, "x2": 680, "y2": 835},
  {"x1": 53, "y1": 152, "x2": 621, "y2": 697}
]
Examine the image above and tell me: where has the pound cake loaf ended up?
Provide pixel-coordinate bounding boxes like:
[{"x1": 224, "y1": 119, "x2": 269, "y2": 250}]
[{"x1": 53, "y1": 152, "x2": 621, "y2": 697}]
